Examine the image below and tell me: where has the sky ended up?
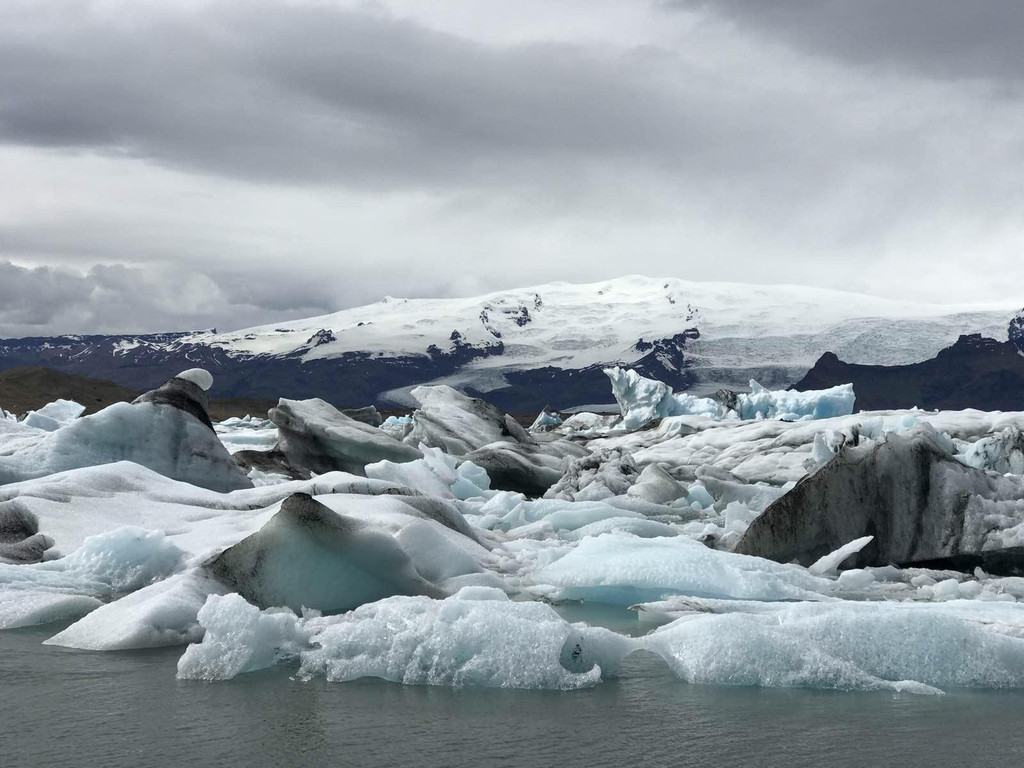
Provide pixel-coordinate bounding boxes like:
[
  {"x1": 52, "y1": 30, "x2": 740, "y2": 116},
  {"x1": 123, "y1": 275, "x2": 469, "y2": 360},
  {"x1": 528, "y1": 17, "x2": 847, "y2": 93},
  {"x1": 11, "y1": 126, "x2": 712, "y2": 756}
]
[{"x1": 1, "y1": 0, "x2": 1022, "y2": 336}]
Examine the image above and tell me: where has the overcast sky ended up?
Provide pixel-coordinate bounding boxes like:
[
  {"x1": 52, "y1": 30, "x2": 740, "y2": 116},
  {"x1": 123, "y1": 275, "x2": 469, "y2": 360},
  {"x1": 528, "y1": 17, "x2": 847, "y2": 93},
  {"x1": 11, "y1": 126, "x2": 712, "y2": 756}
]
[{"x1": 1, "y1": 0, "x2": 1022, "y2": 336}]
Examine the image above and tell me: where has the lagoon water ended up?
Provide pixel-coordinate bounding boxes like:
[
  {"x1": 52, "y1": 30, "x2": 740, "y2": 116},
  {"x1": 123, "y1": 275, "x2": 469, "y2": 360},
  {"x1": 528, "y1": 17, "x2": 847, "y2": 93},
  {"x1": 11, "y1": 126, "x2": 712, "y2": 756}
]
[{"x1": 4, "y1": 622, "x2": 1024, "y2": 768}]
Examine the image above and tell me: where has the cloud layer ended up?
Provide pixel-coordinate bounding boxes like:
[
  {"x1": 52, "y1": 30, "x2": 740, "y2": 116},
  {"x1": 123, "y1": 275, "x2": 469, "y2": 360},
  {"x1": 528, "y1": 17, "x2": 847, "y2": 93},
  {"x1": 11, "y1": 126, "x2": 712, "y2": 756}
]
[{"x1": 0, "y1": 0, "x2": 1020, "y2": 335}]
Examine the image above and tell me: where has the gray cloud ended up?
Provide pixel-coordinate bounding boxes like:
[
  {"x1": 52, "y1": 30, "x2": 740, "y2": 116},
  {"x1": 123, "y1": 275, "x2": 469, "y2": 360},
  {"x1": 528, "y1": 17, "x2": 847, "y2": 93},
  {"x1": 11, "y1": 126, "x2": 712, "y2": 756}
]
[
  {"x1": 671, "y1": 0, "x2": 1024, "y2": 83},
  {"x1": 0, "y1": 0, "x2": 1021, "y2": 337},
  {"x1": 0, "y1": 2, "x2": 710, "y2": 188},
  {"x1": 0, "y1": 260, "x2": 335, "y2": 337}
]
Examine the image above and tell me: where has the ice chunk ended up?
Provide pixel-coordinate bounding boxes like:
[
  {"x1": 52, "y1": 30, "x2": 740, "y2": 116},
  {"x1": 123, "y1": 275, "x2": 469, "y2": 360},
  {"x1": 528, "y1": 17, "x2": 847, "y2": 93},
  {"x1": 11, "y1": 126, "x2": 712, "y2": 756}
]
[
  {"x1": 214, "y1": 417, "x2": 278, "y2": 455},
  {"x1": 463, "y1": 441, "x2": 575, "y2": 497},
  {"x1": 366, "y1": 445, "x2": 494, "y2": 500},
  {"x1": 205, "y1": 493, "x2": 442, "y2": 613},
  {"x1": 177, "y1": 593, "x2": 309, "y2": 680},
  {"x1": 958, "y1": 427, "x2": 1024, "y2": 475},
  {"x1": 836, "y1": 569, "x2": 876, "y2": 590},
  {"x1": 298, "y1": 587, "x2": 635, "y2": 689},
  {"x1": 544, "y1": 449, "x2": 639, "y2": 502},
  {"x1": 625, "y1": 463, "x2": 687, "y2": 505},
  {"x1": 0, "y1": 400, "x2": 252, "y2": 492},
  {"x1": 341, "y1": 405, "x2": 383, "y2": 427},
  {"x1": 379, "y1": 415, "x2": 413, "y2": 441},
  {"x1": 269, "y1": 398, "x2": 422, "y2": 476},
  {"x1": 734, "y1": 380, "x2": 855, "y2": 421},
  {"x1": 0, "y1": 591, "x2": 101, "y2": 630},
  {"x1": 529, "y1": 409, "x2": 563, "y2": 431},
  {"x1": 605, "y1": 367, "x2": 855, "y2": 430},
  {"x1": 605, "y1": 367, "x2": 722, "y2": 430},
  {"x1": 643, "y1": 600, "x2": 1024, "y2": 693},
  {"x1": 45, "y1": 569, "x2": 228, "y2": 650},
  {"x1": 808, "y1": 536, "x2": 875, "y2": 577},
  {"x1": 0, "y1": 499, "x2": 53, "y2": 564},
  {"x1": 175, "y1": 368, "x2": 214, "y2": 391},
  {"x1": 0, "y1": 526, "x2": 186, "y2": 628},
  {"x1": 394, "y1": 520, "x2": 488, "y2": 583},
  {"x1": 736, "y1": 426, "x2": 1024, "y2": 571},
  {"x1": 23, "y1": 399, "x2": 86, "y2": 432},
  {"x1": 534, "y1": 533, "x2": 832, "y2": 605},
  {"x1": 404, "y1": 385, "x2": 525, "y2": 455}
]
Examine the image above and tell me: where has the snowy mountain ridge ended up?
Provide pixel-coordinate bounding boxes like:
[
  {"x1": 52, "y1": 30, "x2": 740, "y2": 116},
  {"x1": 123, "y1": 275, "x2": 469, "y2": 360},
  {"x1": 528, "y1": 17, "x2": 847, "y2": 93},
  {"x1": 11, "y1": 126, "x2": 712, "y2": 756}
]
[
  {"x1": 194, "y1": 274, "x2": 1014, "y2": 365},
  {"x1": 0, "y1": 276, "x2": 1018, "y2": 410}
]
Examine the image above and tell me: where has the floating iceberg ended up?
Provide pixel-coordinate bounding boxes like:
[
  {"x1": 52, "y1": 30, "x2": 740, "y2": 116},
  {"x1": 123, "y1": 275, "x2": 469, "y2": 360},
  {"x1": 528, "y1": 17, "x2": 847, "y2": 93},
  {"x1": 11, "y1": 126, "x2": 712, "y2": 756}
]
[
  {"x1": 603, "y1": 367, "x2": 855, "y2": 430},
  {"x1": 533, "y1": 533, "x2": 833, "y2": 606},
  {"x1": 644, "y1": 600, "x2": 1024, "y2": 693},
  {"x1": 0, "y1": 526, "x2": 186, "y2": 629},
  {"x1": 733, "y1": 380, "x2": 856, "y2": 421},
  {"x1": 45, "y1": 569, "x2": 227, "y2": 650},
  {"x1": 179, "y1": 587, "x2": 635, "y2": 689},
  {"x1": 205, "y1": 493, "x2": 442, "y2": 614}
]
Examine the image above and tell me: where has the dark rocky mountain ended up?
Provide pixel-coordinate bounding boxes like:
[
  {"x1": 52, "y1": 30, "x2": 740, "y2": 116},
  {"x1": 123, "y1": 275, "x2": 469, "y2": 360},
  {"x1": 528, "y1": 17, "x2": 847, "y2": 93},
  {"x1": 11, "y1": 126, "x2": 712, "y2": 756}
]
[
  {"x1": 0, "y1": 328, "x2": 699, "y2": 413},
  {"x1": 793, "y1": 332, "x2": 1024, "y2": 411}
]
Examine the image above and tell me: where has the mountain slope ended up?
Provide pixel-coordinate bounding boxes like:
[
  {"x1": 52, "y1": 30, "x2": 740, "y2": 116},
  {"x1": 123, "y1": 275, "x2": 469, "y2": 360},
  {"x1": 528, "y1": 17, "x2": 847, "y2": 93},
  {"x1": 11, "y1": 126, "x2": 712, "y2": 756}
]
[
  {"x1": 793, "y1": 333, "x2": 1024, "y2": 411},
  {"x1": 0, "y1": 366, "x2": 139, "y2": 415},
  {"x1": 0, "y1": 277, "x2": 1018, "y2": 411}
]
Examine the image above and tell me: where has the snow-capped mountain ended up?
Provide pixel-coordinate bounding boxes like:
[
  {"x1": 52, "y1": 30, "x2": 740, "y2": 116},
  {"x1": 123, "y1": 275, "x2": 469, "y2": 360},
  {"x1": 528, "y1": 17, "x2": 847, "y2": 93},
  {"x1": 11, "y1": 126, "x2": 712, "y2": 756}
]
[{"x1": 0, "y1": 276, "x2": 1018, "y2": 411}]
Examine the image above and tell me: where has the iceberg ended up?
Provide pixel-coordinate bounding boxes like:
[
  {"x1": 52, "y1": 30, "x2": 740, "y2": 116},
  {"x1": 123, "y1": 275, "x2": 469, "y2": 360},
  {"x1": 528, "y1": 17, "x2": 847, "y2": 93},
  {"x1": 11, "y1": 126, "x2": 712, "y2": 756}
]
[
  {"x1": 404, "y1": 385, "x2": 527, "y2": 455},
  {"x1": 365, "y1": 445, "x2": 494, "y2": 500},
  {"x1": 0, "y1": 526, "x2": 186, "y2": 629},
  {"x1": 179, "y1": 587, "x2": 635, "y2": 688},
  {"x1": 644, "y1": 600, "x2": 1024, "y2": 693},
  {"x1": 603, "y1": 367, "x2": 855, "y2": 431},
  {"x1": 45, "y1": 569, "x2": 228, "y2": 650},
  {"x1": 0, "y1": 371, "x2": 252, "y2": 493},
  {"x1": 267, "y1": 398, "x2": 423, "y2": 476},
  {"x1": 205, "y1": 493, "x2": 443, "y2": 613},
  {"x1": 736, "y1": 426, "x2": 1024, "y2": 571},
  {"x1": 177, "y1": 593, "x2": 310, "y2": 680},
  {"x1": 533, "y1": 533, "x2": 833, "y2": 606},
  {"x1": 605, "y1": 367, "x2": 723, "y2": 430},
  {"x1": 733, "y1": 380, "x2": 856, "y2": 421}
]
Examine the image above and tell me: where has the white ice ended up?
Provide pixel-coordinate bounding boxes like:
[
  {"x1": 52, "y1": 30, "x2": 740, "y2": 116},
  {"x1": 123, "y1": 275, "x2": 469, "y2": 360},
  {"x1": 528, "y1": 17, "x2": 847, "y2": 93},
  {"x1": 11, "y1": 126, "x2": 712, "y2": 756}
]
[{"x1": 23, "y1": 399, "x2": 86, "y2": 432}]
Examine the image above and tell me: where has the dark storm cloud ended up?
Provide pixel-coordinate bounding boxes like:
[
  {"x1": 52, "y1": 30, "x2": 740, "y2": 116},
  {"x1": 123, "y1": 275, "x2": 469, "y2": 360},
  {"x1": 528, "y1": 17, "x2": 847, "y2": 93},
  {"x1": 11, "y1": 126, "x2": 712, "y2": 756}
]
[
  {"x1": 0, "y1": 1, "x2": 734, "y2": 188},
  {"x1": 671, "y1": 0, "x2": 1024, "y2": 83}
]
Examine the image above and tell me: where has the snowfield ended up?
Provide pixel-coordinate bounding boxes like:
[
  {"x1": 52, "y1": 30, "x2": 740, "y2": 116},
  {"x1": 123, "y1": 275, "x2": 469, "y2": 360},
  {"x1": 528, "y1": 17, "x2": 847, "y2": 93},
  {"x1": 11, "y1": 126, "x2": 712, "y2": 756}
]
[{"x1": 4, "y1": 365, "x2": 1024, "y2": 694}]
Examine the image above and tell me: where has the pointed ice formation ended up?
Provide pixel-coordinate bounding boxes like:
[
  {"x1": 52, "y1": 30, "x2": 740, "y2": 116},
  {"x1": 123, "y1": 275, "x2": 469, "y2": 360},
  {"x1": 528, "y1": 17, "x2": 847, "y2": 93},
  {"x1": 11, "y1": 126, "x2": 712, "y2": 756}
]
[{"x1": 0, "y1": 369, "x2": 252, "y2": 492}]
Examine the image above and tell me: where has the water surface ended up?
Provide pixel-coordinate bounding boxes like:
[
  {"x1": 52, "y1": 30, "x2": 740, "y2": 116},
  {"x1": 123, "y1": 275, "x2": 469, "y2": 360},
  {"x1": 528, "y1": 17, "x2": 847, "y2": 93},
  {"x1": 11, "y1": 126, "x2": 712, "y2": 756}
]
[{"x1": 3, "y1": 624, "x2": 1023, "y2": 768}]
